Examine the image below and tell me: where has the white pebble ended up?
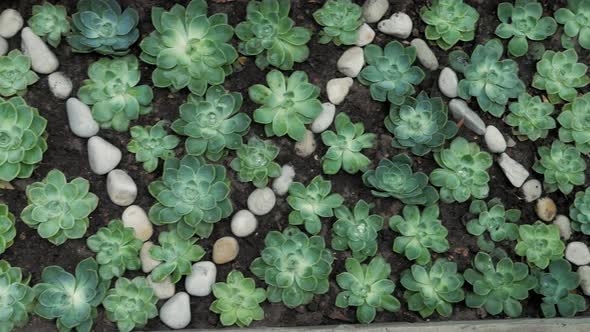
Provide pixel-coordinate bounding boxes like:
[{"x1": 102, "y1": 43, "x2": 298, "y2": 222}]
[
  {"x1": 272, "y1": 165, "x2": 295, "y2": 196},
  {"x1": 140, "y1": 241, "x2": 161, "y2": 273},
  {"x1": 311, "y1": 103, "x2": 336, "y2": 134},
  {"x1": 106, "y1": 169, "x2": 137, "y2": 206},
  {"x1": 566, "y1": 241, "x2": 590, "y2": 266},
  {"x1": 378, "y1": 12, "x2": 413, "y2": 39},
  {"x1": 438, "y1": 67, "x2": 458, "y2": 98},
  {"x1": 185, "y1": 261, "x2": 217, "y2": 297},
  {"x1": 337, "y1": 47, "x2": 365, "y2": 78},
  {"x1": 0, "y1": 9, "x2": 23, "y2": 38},
  {"x1": 66, "y1": 98, "x2": 99, "y2": 138},
  {"x1": 148, "y1": 275, "x2": 175, "y2": 300},
  {"x1": 484, "y1": 125, "x2": 507, "y2": 153},
  {"x1": 0, "y1": 37, "x2": 7, "y2": 56},
  {"x1": 122, "y1": 205, "x2": 153, "y2": 241},
  {"x1": 231, "y1": 210, "x2": 258, "y2": 237},
  {"x1": 362, "y1": 0, "x2": 389, "y2": 23},
  {"x1": 553, "y1": 215, "x2": 572, "y2": 240},
  {"x1": 578, "y1": 266, "x2": 590, "y2": 296},
  {"x1": 295, "y1": 129, "x2": 316, "y2": 157},
  {"x1": 449, "y1": 99, "x2": 486, "y2": 135},
  {"x1": 48, "y1": 72, "x2": 72, "y2": 99},
  {"x1": 521, "y1": 179, "x2": 542, "y2": 202},
  {"x1": 247, "y1": 187, "x2": 276, "y2": 216},
  {"x1": 87, "y1": 136, "x2": 121, "y2": 175},
  {"x1": 535, "y1": 197, "x2": 557, "y2": 222},
  {"x1": 411, "y1": 39, "x2": 438, "y2": 70},
  {"x1": 21, "y1": 27, "x2": 58, "y2": 74},
  {"x1": 356, "y1": 23, "x2": 375, "y2": 47},
  {"x1": 497, "y1": 153, "x2": 529, "y2": 188},
  {"x1": 160, "y1": 292, "x2": 191, "y2": 329},
  {"x1": 327, "y1": 77, "x2": 353, "y2": 105}
]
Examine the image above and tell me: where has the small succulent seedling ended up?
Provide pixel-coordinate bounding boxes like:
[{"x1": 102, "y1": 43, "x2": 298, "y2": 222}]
[
  {"x1": 390, "y1": 205, "x2": 449, "y2": 265},
  {"x1": 211, "y1": 271, "x2": 266, "y2": 327},
  {"x1": 555, "y1": 0, "x2": 590, "y2": 49},
  {"x1": 534, "y1": 259, "x2": 587, "y2": 317},
  {"x1": 140, "y1": 0, "x2": 237, "y2": 95},
  {"x1": 467, "y1": 198, "x2": 520, "y2": 242},
  {"x1": 28, "y1": 2, "x2": 70, "y2": 47},
  {"x1": 558, "y1": 93, "x2": 590, "y2": 153},
  {"x1": 103, "y1": 277, "x2": 158, "y2": 332},
  {"x1": 21, "y1": 170, "x2": 98, "y2": 245},
  {"x1": 505, "y1": 93, "x2": 556, "y2": 141},
  {"x1": 0, "y1": 50, "x2": 39, "y2": 97},
  {"x1": 532, "y1": 140, "x2": 587, "y2": 194},
  {"x1": 250, "y1": 227, "x2": 333, "y2": 308},
  {"x1": 236, "y1": 0, "x2": 312, "y2": 70},
  {"x1": 532, "y1": 49, "x2": 590, "y2": 103},
  {"x1": 313, "y1": 0, "x2": 363, "y2": 46},
  {"x1": 0, "y1": 204, "x2": 16, "y2": 255},
  {"x1": 149, "y1": 231, "x2": 205, "y2": 284},
  {"x1": 68, "y1": 0, "x2": 139, "y2": 55},
  {"x1": 570, "y1": 187, "x2": 590, "y2": 235},
  {"x1": 230, "y1": 137, "x2": 281, "y2": 188},
  {"x1": 515, "y1": 223, "x2": 565, "y2": 269},
  {"x1": 0, "y1": 260, "x2": 34, "y2": 331},
  {"x1": 287, "y1": 176, "x2": 344, "y2": 234},
  {"x1": 127, "y1": 121, "x2": 180, "y2": 173},
  {"x1": 420, "y1": 0, "x2": 479, "y2": 50},
  {"x1": 335, "y1": 256, "x2": 401, "y2": 324},
  {"x1": 250, "y1": 70, "x2": 323, "y2": 141}
]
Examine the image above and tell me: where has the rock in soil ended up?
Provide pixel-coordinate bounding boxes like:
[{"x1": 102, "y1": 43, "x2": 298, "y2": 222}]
[
  {"x1": 411, "y1": 39, "x2": 438, "y2": 70},
  {"x1": 122, "y1": 205, "x2": 153, "y2": 241},
  {"x1": 185, "y1": 261, "x2": 217, "y2": 297},
  {"x1": 449, "y1": 99, "x2": 486, "y2": 135},
  {"x1": 553, "y1": 215, "x2": 572, "y2": 240},
  {"x1": 48, "y1": 72, "x2": 73, "y2": 99},
  {"x1": 212, "y1": 236, "x2": 239, "y2": 264},
  {"x1": 0, "y1": 36, "x2": 7, "y2": 56},
  {"x1": 566, "y1": 241, "x2": 590, "y2": 266},
  {"x1": 66, "y1": 98, "x2": 99, "y2": 138},
  {"x1": 295, "y1": 130, "x2": 316, "y2": 157},
  {"x1": 337, "y1": 47, "x2": 364, "y2": 78},
  {"x1": 438, "y1": 67, "x2": 458, "y2": 98},
  {"x1": 107, "y1": 169, "x2": 137, "y2": 206},
  {"x1": 141, "y1": 241, "x2": 161, "y2": 273},
  {"x1": 535, "y1": 197, "x2": 557, "y2": 222},
  {"x1": 378, "y1": 12, "x2": 412, "y2": 39},
  {"x1": 356, "y1": 23, "x2": 375, "y2": 46},
  {"x1": 327, "y1": 77, "x2": 353, "y2": 105},
  {"x1": 148, "y1": 275, "x2": 175, "y2": 300},
  {"x1": 160, "y1": 292, "x2": 191, "y2": 329},
  {"x1": 521, "y1": 179, "x2": 542, "y2": 202},
  {"x1": 578, "y1": 266, "x2": 590, "y2": 296},
  {"x1": 362, "y1": 0, "x2": 389, "y2": 23},
  {"x1": 272, "y1": 165, "x2": 296, "y2": 196},
  {"x1": 247, "y1": 187, "x2": 277, "y2": 215},
  {"x1": 497, "y1": 153, "x2": 529, "y2": 188},
  {"x1": 311, "y1": 103, "x2": 336, "y2": 134},
  {"x1": 484, "y1": 125, "x2": 506, "y2": 153},
  {"x1": 231, "y1": 209, "x2": 258, "y2": 237},
  {"x1": 21, "y1": 27, "x2": 59, "y2": 74},
  {"x1": 87, "y1": 136, "x2": 122, "y2": 175},
  {"x1": 0, "y1": 9, "x2": 23, "y2": 38}
]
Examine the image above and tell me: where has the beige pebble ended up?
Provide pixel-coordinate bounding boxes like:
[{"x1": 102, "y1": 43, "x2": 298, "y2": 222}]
[
  {"x1": 212, "y1": 236, "x2": 239, "y2": 264},
  {"x1": 535, "y1": 197, "x2": 557, "y2": 222}
]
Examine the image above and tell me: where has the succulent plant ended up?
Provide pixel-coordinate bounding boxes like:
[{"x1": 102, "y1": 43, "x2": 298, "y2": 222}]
[
  {"x1": 78, "y1": 55, "x2": 153, "y2": 132},
  {"x1": 464, "y1": 252, "x2": 537, "y2": 317},
  {"x1": 21, "y1": 170, "x2": 98, "y2": 246},
  {"x1": 495, "y1": 1, "x2": 557, "y2": 57},
  {"x1": 28, "y1": 2, "x2": 70, "y2": 48},
  {"x1": 250, "y1": 227, "x2": 334, "y2": 308},
  {"x1": 86, "y1": 220, "x2": 142, "y2": 280},
  {"x1": 0, "y1": 260, "x2": 34, "y2": 332},
  {"x1": 363, "y1": 154, "x2": 439, "y2": 206},
  {"x1": 385, "y1": 92, "x2": 458, "y2": 156},
  {"x1": 235, "y1": 0, "x2": 312, "y2": 70},
  {"x1": 558, "y1": 93, "x2": 590, "y2": 154},
  {"x1": 33, "y1": 258, "x2": 109, "y2": 332},
  {"x1": 103, "y1": 277, "x2": 158, "y2": 332},
  {"x1": 335, "y1": 256, "x2": 401, "y2": 324},
  {"x1": 0, "y1": 204, "x2": 15, "y2": 255},
  {"x1": 458, "y1": 39, "x2": 525, "y2": 117},
  {"x1": 331, "y1": 200, "x2": 384, "y2": 262},
  {"x1": 140, "y1": 0, "x2": 237, "y2": 96},
  {"x1": 172, "y1": 86, "x2": 250, "y2": 161},
  {"x1": 210, "y1": 271, "x2": 266, "y2": 327},
  {"x1": 430, "y1": 137, "x2": 493, "y2": 203},
  {"x1": 532, "y1": 140, "x2": 587, "y2": 194},
  {"x1": 359, "y1": 41, "x2": 425, "y2": 105},
  {"x1": 287, "y1": 176, "x2": 344, "y2": 234},
  {"x1": 313, "y1": 0, "x2": 363, "y2": 46},
  {"x1": 569, "y1": 187, "x2": 590, "y2": 234},
  {"x1": 149, "y1": 231, "x2": 205, "y2": 284},
  {"x1": 127, "y1": 121, "x2": 180, "y2": 173},
  {"x1": 68, "y1": 0, "x2": 139, "y2": 55},
  {"x1": 389, "y1": 205, "x2": 449, "y2": 265},
  {"x1": 467, "y1": 198, "x2": 520, "y2": 242},
  {"x1": 148, "y1": 155, "x2": 233, "y2": 239},
  {"x1": 250, "y1": 70, "x2": 323, "y2": 141},
  {"x1": 515, "y1": 223, "x2": 565, "y2": 269},
  {"x1": 534, "y1": 258, "x2": 587, "y2": 317},
  {"x1": 230, "y1": 137, "x2": 281, "y2": 188},
  {"x1": 321, "y1": 113, "x2": 376, "y2": 175},
  {"x1": 505, "y1": 93, "x2": 556, "y2": 141},
  {"x1": 0, "y1": 50, "x2": 39, "y2": 97},
  {"x1": 420, "y1": 0, "x2": 479, "y2": 50},
  {"x1": 532, "y1": 49, "x2": 590, "y2": 103},
  {"x1": 555, "y1": 0, "x2": 590, "y2": 49},
  {"x1": 401, "y1": 259, "x2": 465, "y2": 318}
]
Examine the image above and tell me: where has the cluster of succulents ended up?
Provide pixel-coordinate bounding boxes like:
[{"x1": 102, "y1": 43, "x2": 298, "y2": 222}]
[
  {"x1": 420, "y1": 0, "x2": 479, "y2": 50},
  {"x1": 534, "y1": 259, "x2": 587, "y2": 317},
  {"x1": 0, "y1": 204, "x2": 16, "y2": 255},
  {"x1": 515, "y1": 223, "x2": 565, "y2": 269},
  {"x1": 0, "y1": 260, "x2": 35, "y2": 331},
  {"x1": 28, "y1": 2, "x2": 70, "y2": 48},
  {"x1": 148, "y1": 231, "x2": 205, "y2": 284},
  {"x1": 532, "y1": 49, "x2": 590, "y2": 103},
  {"x1": 0, "y1": 50, "x2": 39, "y2": 97},
  {"x1": 505, "y1": 94, "x2": 556, "y2": 141},
  {"x1": 313, "y1": 0, "x2": 363, "y2": 46},
  {"x1": 533, "y1": 140, "x2": 587, "y2": 194},
  {"x1": 555, "y1": 0, "x2": 590, "y2": 49},
  {"x1": 127, "y1": 121, "x2": 180, "y2": 173},
  {"x1": 102, "y1": 277, "x2": 158, "y2": 332},
  {"x1": 210, "y1": 271, "x2": 267, "y2": 327},
  {"x1": 466, "y1": 198, "x2": 520, "y2": 242},
  {"x1": 558, "y1": 93, "x2": 590, "y2": 153},
  {"x1": 570, "y1": 187, "x2": 590, "y2": 235},
  {"x1": 230, "y1": 137, "x2": 281, "y2": 187}
]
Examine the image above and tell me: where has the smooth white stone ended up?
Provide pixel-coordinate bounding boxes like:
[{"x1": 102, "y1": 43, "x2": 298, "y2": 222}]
[
  {"x1": 553, "y1": 215, "x2": 572, "y2": 240},
  {"x1": 311, "y1": 103, "x2": 336, "y2": 133},
  {"x1": 484, "y1": 125, "x2": 507, "y2": 153},
  {"x1": 272, "y1": 165, "x2": 295, "y2": 196},
  {"x1": 337, "y1": 47, "x2": 365, "y2": 78},
  {"x1": 295, "y1": 130, "x2": 316, "y2": 157},
  {"x1": 148, "y1": 275, "x2": 175, "y2": 300},
  {"x1": 497, "y1": 153, "x2": 529, "y2": 188},
  {"x1": 185, "y1": 261, "x2": 217, "y2": 297},
  {"x1": 140, "y1": 241, "x2": 161, "y2": 273},
  {"x1": 378, "y1": 12, "x2": 413, "y2": 39},
  {"x1": 327, "y1": 77, "x2": 353, "y2": 105},
  {"x1": 21, "y1": 27, "x2": 58, "y2": 74},
  {"x1": 231, "y1": 210, "x2": 258, "y2": 237},
  {"x1": 0, "y1": 37, "x2": 7, "y2": 56},
  {"x1": 362, "y1": 0, "x2": 389, "y2": 23},
  {"x1": 449, "y1": 99, "x2": 486, "y2": 135},
  {"x1": 87, "y1": 136, "x2": 121, "y2": 175},
  {"x1": 356, "y1": 23, "x2": 375, "y2": 47},
  {"x1": 0, "y1": 9, "x2": 23, "y2": 38},
  {"x1": 521, "y1": 179, "x2": 542, "y2": 202},
  {"x1": 106, "y1": 169, "x2": 137, "y2": 206},
  {"x1": 48, "y1": 72, "x2": 72, "y2": 99},
  {"x1": 160, "y1": 292, "x2": 191, "y2": 329},
  {"x1": 535, "y1": 197, "x2": 557, "y2": 222},
  {"x1": 566, "y1": 242, "x2": 590, "y2": 266},
  {"x1": 247, "y1": 187, "x2": 276, "y2": 216},
  {"x1": 411, "y1": 39, "x2": 438, "y2": 70},
  {"x1": 438, "y1": 67, "x2": 458, "y2": 98},
  {"x1": 578, "y1": 266, "x2": 590, "y2": 296},
  {"x1": 122, "y1": 205, "x2": 153, "y2": 241},
  {"x1": 66, "y1": 98, "x2": 99, "y2": 138}
]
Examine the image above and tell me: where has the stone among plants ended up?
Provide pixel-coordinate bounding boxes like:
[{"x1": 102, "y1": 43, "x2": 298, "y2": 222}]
[
  {"x1": 103, "y1": 277, "x2": 158, "y2": 332},
  {"x1": 87, "y1": 136, "x2": 121, "y2": 175},
  {"x1": 140, "y1": 242, "x2": 160, "y2": 273},
  {"x1": 212, "y1": 236, "x2": 239, "y2": 264},
  {"x1": 337, "y1": 47, "x2": 365, "y2": 78},
  {"x1": 362, "y1": 0, "x2": 389, "y2": 23},
  {"x1": 570, "y1": 187, "x2": 590, "y2": 235},
  {"x1": 160, "y1": 292, "x2": 191, "y2": 329},
  {"x1": 231, "y1": 210, "x2": 258, "y2": 237},
  {"x1": 558, "y1": 93, "x2": 590, "y2": 154},
  {"x1": 411, "y1": 39, "x2": 439, "y2": 71},
  {"x1": 378, "y1": 12, "x2": 413, "y2": 39},
  {"x1": 313, "y1": 0, "x2": 363, "y2": 46},
  {"x1": 467, "y1": 198, "x2": 520, "y2": 242},
  {"x1": 505, "y1": 94, "x2": 556, "y2": 141},
  {"x1": 555, "y1": 0, "x2": 590, "y2": 49},
  {"x1": 420, "y1": 0, "x2": 479, "y2": 50},
  {"x1": 149, "y1": 231, "x2": 205, "y2": 284},
  {"x1": 185, "y1": 261, "x2": 216, "y2": 296},
  {"x1": 565, "y1": 241, "x2": 590, "y2": 266},
  {"x1": 497, "y1": 153, "x2": 530, "y2": 188},
  {"x1": 294, "y1": 130, "x2": 316, "y2": 157},
  {"x1": 332, "y1": 200, "x2": 383, "y2": 262},
  {"x1": 521, "y1": 179, "x2": 542, "y2": 202},
  {"x1": 533, "y1": 140, "x2": 587, "y2": 195},
  {"x1": 231, "y1": 137, "x2": 281, "y2": 188},
  {"x1": 106, "y1": 169, "x2": 137, "y2": 207},
  {"x1": 272, "y1": 164, "x2": 296, "y2": 196},
  {"x1": 28, "y1": 2, "x2": 70, "y2": 48},
  {"x1": 535, "y1": 197, "x2": 557, "y2": 222},
  {"x1": 326, "y1": 77, "x2": 353, "y2": 105},
  {"x1": 0, "y1": 204, "x2": 15, "y2": 254},
  {"x1": 122, "y1": 205, "x2": 153, "y2": 241},
  {"x1": 247, "y1": 187, "x2": 276, "y2": 216},
  {"x1": 0, "y1": 9, "x2": 23, "y2": 38},
  {"x1": 532, "y1": 49, "x2": 590, "y2": 104},
  {"x1": 438, "y1": 67, "x2": 459, "y2": 98},
  {"x1": 312, "y1": 103, "x2": 336, "y2": 133},
  {"x1": 21, "y1": 27, "x2": 59, "y2": 74},
  {"x1": 484, "y1": 126, "x2": 506, "y2": 153},
  {"x1": 128, "y1": 121, "x2": 180, "y2": 173},
  {"x1": 534, "y1": 259, "x2": 587, "y2": 317},
  {"x1": 356, "y1": 23, "x2": 375, "y2": 46},
  {"x1": 66, "y1": 98, "x2": 99, "y2": 138},
  {"x1": 515, "y1": 223, "x2": 565, "y2": 269},
  {"x1": 210, "y1": 271, "x2": 266, "y2": 327},
  {"x1": 48, "y1": 72, "x2": 73, "y2": 99},
  {"x1": 0, "y1": 50, "x2": 39, "y2": 97}
]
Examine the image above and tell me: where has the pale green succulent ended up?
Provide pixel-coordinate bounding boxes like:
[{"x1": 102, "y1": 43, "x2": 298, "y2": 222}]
[
  {"x1": 420, "y1": 0, "x2": 479, "y2": 50},
  {"x1": 313, "y1": 0, "x2": 363, "y2": 46},
  {"x1": 570, "y1": 187, "x2": 590, "y2": 234},
  {"x1": 555, "y1": 0, "x2": 590, "y2": 49},
  {"x1": 127, "y1": 121, "x2": 180, "y2": 173},
  {"x1": 534, "y1": 258, "x2": 587, "y2": 317},
  {"x1": 558, "y1": 93, "x2": 590, "y2": 154},
  {"x1": 0, "y1": 260, "x2": 34, "y2": 332},
  {"x1": 505, "y1": 93, "x2": 556, "y2": 141},
  {"x1": 28, "y1": 2, "x2": 70, "y2": 48},
  {"x1": 532, "y1": 140, "x2": 587, "y2": 194},
  {"x1": 0, "y1": 50, "x2": 39, "y2": 97},
  {"x1": 210, "y1": 271, "x2": 266, "y2": 327},
  {"x1": 532, "y1": 49, "x2": 590, "y2": 104},
  {"x1": 0, "y1": 204, "x2": 16, "y2": 255},
  {"x1": 230, "y1": 137, "x2": 281, "y2": 188},
  {"x1": 103, "y1": 277, "x2": 158, "y2": 332},
  {"x1": 515, "y1": 223, "x2": 565, "y2": 269},
  {"x1": 149, "y1": 231, "x2": 205, "y2": 284},
  {"x1": 467, "y1": 198, "x2": 520, "y2": 242}
]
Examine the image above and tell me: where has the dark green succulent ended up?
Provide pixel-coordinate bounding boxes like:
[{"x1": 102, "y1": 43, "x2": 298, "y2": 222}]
[
  {"x1": 555, "y1": 0, "x2": 590, "y2": 49},
  {"x1": 558, "y1": 93, "x2": 590, "y2": 153},
  {"x1": 210, "y1": 271, "x2": 266, "y2": 327},
  {"x1": 505, "y1": 93, "x2": 556, "y2": 141},
  {"x1": 0, "y1": 260, "x2": 34, "y2": 332},
  {"x1": 420, "y1": 0, "x2": 479, "y2": 50},
  {"x1": 0, "y1": 204, "x2": 15, "y2": 255},
  {"x1": 332, "y1": 200, "x2": 383, "y2": 262},
  {"x1": 570, "y1": 187, "x2": 590, "y2": 235},
  {"x1": 532, "y1": 49, "x2": 590, "y2": 103},
  {"x1": 534, "y1": 259, "x2": 587, "y2": 317},
  {"x1": 28, "y1": 2, "x2": 70, "y2": 48},
  {"x1": 515, "y1": 223, "x2": 565, "y2": 269},
  {"x1": 103, "y1": 277, "x2": 158, "y2": 332},
  {"x1": 149, "y1": 231, "x2": 205, "y2": 284},
  {"x1": 313, "y1": 0, "x2": 363, "y2": 46},
  {"x1": 127, "y1": 121, "x2": 180, "y2": 173},
  {"x1": 467, "y1": 198, "x2": 520, "y2": 242},
  {"x1": 0, "y1": 50, "x2": 39, "y2": 97},
  {"x1": 532, "y1": 140, "x2": 587, "y2": 194},
  {"x1": 230, "y1": 137, "x2": 281, "y2": 188}
]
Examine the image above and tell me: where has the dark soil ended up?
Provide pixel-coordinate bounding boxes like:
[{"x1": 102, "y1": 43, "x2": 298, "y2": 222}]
[{"x1": 0, "y1": 0, "x2": 588, "y2": 331}]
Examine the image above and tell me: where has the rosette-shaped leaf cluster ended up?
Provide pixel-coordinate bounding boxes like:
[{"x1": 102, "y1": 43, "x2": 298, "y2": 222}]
[
  {"x1": 558, "y1": 93, "x2": 590, "y2": 153},
  {"x1": 313, "y1": 0, "x2": 363, "y2": 46},
  {"x1": 0, "y1": 204, "x2": 15, "y2": 255},
  {"x1": 464, "y1": 252, "x2": 537, "y2": 317},
  {"x1": 211, "y1": 271, "x2": 266, "y2": 327},
  {"x1": 570, "y1": 187, "x2": 590, "y2": 235},
  {"x1": 458, "y1": 39, "x2": 525, "y2": 117},
  {"x1": 532, "y1": 49, "x2": 590, "y2": 103},
  {"x1": 532, "y1": 140, "x2": 587, "y2": 194},
  {"x1": 250, "y1": 70, "x2": 322, "y2": 141},
  {"x1": 321, "y1": 113, "x2": 376, "y2": 175},
  {"x1": 385, "y1": 92, "x2": 458, "y2": 156},
  {"x1": 0, "y1": 96, "x2": 47, "y2": 181},
  {"x1": 335, "y1": 256, "x2": 401, "y2": 324},
  {"x1": 149, "y1": 231, "x2": 205, "y2": 284},
  {"x1": 401, "y1": 259, "x2": 465, "y2": 318},
  {"x1": 363, "y1": 154, "x2": 439, "y2": 205},
  {"x1": 128, "y1": 121, "x2": 180, "y2": 173},
  {"x1": 390, "y1": 205, "x2": 449, "y2": 265},
  {"x1": 21, "y1": 170, "x2": 98, "y2": 246},
  {"x1": 78, "y1": 55, "x2": 153, "y2": 132},
  {"x1": 103, "y1": 277, "x2": 158, "y2": 332},
  {"x1": 359, "y1": 41, "x2": 425, "y2": 105},
  {"x1": 140, "y1": 0, "x2": 237, "y2": 96},
  {"x1": 505, "y1": 93, "x2": 556, "y2": 141},
  {"x1": 331, "y1": 200, "x2": 383, "y2": 262},
  {"x1": 236, "y1": 0, "x2": 312, "y2": 70},
  {"x1": 0, "y1": 260, "x2": 34, "y2": 332},
  {"x1": 250, "y1": 227, "x2": 334, "y2": 308},
  {"x1": 0, "y1": 50, "x2": 39, "y2": 97},
  {"x1": 515, "y1": 223, "x2": 565, "y2": 269},
  {"x1": 420, "y1": 0, "x2": 479, "y2": 50},
  {"x1": 33, "y1": 258, "x2": 109, "y2": 332},
  {"x1": 68, "y1": 0, "x2": 139, "y2": 55},
  {"x1": 148, "y1": 155, "x2": 233, "y2": 239},
  {"x1": 172, "y1": 86, "x2": 250, "y2": 161},
  {"x1": 467, "y1": 198, "x2": 520, "y2": 242},
  {"x1": 495, "y1": 1, "x2": 557, "y2": 57},
  {"x1": 534, "y1": 259, "x2": 587, "y2": 317},
  {"x1": 287, "y1": 176, "x2": 344, "y2": 234},
  {"x1": 555, "y1": 0, "x2": 590, "y2": 49},
  {"x1": 230, "y1": 137, "x2": 281, "y2": 188},
  {"x1": 86, "y1": 220, "x2": 142, "y2": 280},
  {"x1": 28, "y1": 2, "x2": 70, "y2": 47}
]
